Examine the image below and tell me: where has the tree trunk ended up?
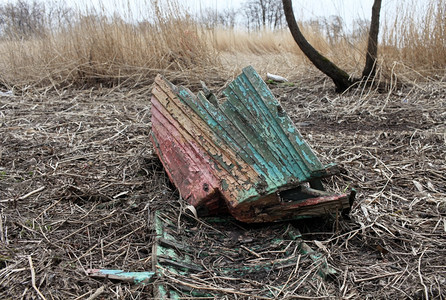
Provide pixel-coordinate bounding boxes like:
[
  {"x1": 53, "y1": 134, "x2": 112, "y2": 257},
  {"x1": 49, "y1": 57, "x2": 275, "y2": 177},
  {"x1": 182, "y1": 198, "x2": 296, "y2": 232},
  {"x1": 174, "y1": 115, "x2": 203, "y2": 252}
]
[
  {"x1": 260, "y1": 0, "x2": 266, "y2": 28},
  {"x1": 282, "y1": 0, "x2": 356, "y2": 92},
  {"x1": 362, "y1": 0, "x2": 382, "y2": 78}
]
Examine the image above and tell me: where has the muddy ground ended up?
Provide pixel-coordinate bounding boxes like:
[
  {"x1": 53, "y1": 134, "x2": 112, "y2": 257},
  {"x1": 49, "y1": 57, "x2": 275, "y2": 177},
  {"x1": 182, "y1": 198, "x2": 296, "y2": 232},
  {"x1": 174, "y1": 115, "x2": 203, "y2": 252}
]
[{"x1": 0, "y1": 75, "x2": 445, "y2": 299}]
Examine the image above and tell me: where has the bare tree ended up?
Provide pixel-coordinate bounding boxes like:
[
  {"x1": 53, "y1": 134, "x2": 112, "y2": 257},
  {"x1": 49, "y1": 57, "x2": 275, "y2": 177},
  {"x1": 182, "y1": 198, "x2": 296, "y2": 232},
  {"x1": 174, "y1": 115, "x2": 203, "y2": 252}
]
[
  {"x1": 197, "y1": 8, "x2": 218, "y2": 30},
  {"x1": 282, "y1": 0, "x2": 353, "y2": 92},
  {"x1": 323, "y1": 15, "x2": 344, "y2": 45},
  {"x1": 362, "y1": 0, "x2": 382, "y2": 79},
  {"x1": 0, "y1": 0, "x2": 46, "y2": 39},
  {"x1": 351, "y1": 18, "x2": 370, "y2": 42},
  {"x1": 217, "y1": 8, "x2": 238, "y2": 29},
  {"x1": 243, "y1": 1, "x2": 261, "y2": 31},
  {"x1": 198, "y1": 7, "x2": 238, "y2": 29},
  {"x1": 46, "y1": 2, "x2": 74, "y2": 31},
  {"x1": 243, "y1": 0, "x2": 285, "y2": 31},
  {"x1": 282, "y1": 0, "x2": 383, "y2": 92}
]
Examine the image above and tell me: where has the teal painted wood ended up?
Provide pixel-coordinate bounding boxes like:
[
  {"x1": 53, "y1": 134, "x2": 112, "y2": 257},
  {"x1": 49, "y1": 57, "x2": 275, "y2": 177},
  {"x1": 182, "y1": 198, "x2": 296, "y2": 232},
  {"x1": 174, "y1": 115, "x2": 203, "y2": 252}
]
[
  {"x1": 151, "y1": 65, "x2": 353, "y2": 223},
  {"x1": 233, "y1": 74, "x2": 310, "y2": 173},
  {"x1": 238, "y1": 67, "x2": 324, "y2": 171},
  {"x1": 88, "y1": 269, "x2": 155, "y2": 284},
  {"x1": 195, "y1": 91, "x2": 273, "y2": 182},
  {"x1": 173, "y1": 66, "x2": 327, "y2": 202}
]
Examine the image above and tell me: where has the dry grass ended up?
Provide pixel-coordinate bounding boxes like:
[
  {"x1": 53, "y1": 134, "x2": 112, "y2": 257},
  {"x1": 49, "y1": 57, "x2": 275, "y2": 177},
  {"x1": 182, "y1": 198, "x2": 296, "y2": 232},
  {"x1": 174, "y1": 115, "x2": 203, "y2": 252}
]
[
  {"x1": 0, "y1": 0, "x2": 445, "y2": 89},
  {"x1": 0, "y1": 0, "x2": 222, "y2": 89},
  {"x1": 381, "y1": 0, "x2": 446, "y2": 80},
  {"x1": 0, "y1": 75, "x2": 444, "y2": 299},
  {"x1": 0, "y1": 1, "x2": 445, "y2": 298}
]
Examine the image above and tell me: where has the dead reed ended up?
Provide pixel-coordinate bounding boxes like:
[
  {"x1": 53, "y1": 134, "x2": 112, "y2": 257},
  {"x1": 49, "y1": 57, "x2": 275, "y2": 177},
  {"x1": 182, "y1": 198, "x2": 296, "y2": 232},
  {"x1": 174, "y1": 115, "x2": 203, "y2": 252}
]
[
  {"x1": 0, "y1": 0, "x2": 444, "y2": 89},
  {"x1": 0, "y1": 73, "x2": 444, "y2": 299},
  {"x1": 381, "y1": 0, "x2": 446, "y2": 80},
  {"x1": 0, "y1": 0, "x2": 222, "y2": 89},
  {"x1": 0, "y1": 0, "x2": 444, "y2": 298}
]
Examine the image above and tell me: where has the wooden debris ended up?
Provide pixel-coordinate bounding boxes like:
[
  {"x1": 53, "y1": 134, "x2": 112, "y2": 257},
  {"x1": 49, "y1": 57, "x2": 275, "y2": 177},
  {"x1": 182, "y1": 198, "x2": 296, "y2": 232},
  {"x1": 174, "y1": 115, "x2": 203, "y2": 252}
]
[
  {"x1": 86, "y1": 269, "x2": 155, "y2": 284},
  {"x1": 151, "y1": 66, "x2": 354, "y2": 222}
]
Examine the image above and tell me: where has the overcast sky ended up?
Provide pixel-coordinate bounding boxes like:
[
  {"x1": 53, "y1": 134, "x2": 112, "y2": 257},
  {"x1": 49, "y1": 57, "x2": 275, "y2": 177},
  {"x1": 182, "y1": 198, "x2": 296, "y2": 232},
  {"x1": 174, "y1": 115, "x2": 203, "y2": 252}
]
[
  {"x1": 183, "y1": 0, "x2": 376, "y2": 20},
  {"x1": 90, "y1": 0, "x2": 374, "y2": 22},
  {"x1": 0, "y1": 0, "x2": 404, "y2": 28}
]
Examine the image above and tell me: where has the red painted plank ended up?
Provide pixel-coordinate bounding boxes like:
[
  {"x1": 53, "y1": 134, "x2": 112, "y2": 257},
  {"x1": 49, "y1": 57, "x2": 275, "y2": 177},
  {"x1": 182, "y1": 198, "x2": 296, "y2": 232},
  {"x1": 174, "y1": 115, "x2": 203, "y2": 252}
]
[{"x1": 150, "y1": 70, "x2": 354, "y2": 223}]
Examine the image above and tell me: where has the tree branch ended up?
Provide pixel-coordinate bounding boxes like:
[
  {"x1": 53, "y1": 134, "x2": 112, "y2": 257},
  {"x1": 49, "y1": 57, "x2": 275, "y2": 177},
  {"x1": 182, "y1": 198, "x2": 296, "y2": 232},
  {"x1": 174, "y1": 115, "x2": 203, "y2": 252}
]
[
  {"x1": 362, "y1": 0, "x2": 382, "y2": 78},
  {"x1": 282, "y1": 0, "x2": 356, "y2": 92}
]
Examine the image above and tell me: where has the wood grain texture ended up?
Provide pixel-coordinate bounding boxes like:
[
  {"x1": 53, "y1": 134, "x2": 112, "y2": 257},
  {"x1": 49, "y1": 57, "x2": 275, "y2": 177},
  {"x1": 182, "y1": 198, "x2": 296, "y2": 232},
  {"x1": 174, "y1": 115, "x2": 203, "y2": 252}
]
[{"x1": 151, "y1": 66, "x2": 351, "y2": 222}]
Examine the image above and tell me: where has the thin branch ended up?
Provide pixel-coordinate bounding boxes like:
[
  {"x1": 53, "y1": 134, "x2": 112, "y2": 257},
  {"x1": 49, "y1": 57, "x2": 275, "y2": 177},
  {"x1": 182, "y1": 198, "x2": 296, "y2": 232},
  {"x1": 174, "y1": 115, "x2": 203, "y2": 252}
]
[{"x1": 28, "y1": 256, "x2": 46, "y2": 300}]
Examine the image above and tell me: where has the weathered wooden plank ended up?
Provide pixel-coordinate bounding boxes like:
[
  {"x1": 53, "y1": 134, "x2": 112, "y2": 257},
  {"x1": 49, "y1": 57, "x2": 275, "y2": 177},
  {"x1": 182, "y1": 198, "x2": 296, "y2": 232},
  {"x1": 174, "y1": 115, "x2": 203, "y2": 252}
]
[
  {"x1": 87, "y1": 269, "x2": 155, "y2": 284},
  {"x1": 233, "y1": 73, "x2": 311, "y2": 177},
  {"x1": 196, "y1": 92, "x2": 276, "y2": 185},
  {"x1": 151, "y1": 78, "x2": 261, "y2": 211},
  {"x1": 223, "y1": 83, "x2": 297, "y2": 179},
  {"x1": 154, "y1": 78, "x2": 257, "y2": 189},
  {"x1": 175, "y1": 86, "x2": 257, "y2": 184},
  {"x1": 150, "y1": 66, "x2": 354, "y2": 223},
  {"x1": 219, "y1": 97, "x2": 287, "y2": 183},
  {"x1": 241, "y1": 66, "x2": 325, "y2": 172},
  {"x1": 151, "y1": 102, "x2": 221, "y2": 205},
  {"x1": 153, "y1": 84, "x2": 236, "y2": 176}
]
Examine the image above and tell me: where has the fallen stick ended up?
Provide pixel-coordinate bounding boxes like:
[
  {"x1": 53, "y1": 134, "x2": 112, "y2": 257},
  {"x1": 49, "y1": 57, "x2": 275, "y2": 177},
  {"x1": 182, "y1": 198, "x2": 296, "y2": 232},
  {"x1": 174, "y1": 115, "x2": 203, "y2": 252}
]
[
  {"x1": 20, "y1": 186, "x2": 45, "y2": 200},
  {"x1": 240, "y1": 245, "x2": 262, "y2": 258},
  {"x1": 353, "y1": 271, "x2": 403, "y2": 283},
  {"x1": 86, "y1": 286, "x2": 105, "y2": 300},
  {"x1": 28, "y1": 256, "x2": 46, "y2": 300},
  {"x1": 0, "y1": 186, "x2": 46, "y2": 203}
]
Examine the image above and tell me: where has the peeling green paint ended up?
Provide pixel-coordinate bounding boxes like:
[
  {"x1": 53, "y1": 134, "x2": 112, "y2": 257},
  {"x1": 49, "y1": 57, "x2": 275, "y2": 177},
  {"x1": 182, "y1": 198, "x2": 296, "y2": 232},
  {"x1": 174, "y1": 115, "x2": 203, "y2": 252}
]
[{"x1": 151, "y1": 66, "x2": 352, "y2": 222}]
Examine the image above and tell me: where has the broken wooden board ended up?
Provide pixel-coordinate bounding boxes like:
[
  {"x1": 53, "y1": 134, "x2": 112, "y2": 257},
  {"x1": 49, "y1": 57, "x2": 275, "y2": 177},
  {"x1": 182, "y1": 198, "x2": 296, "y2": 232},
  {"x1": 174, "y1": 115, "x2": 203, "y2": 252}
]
[
  {"x1": 87, "y1": 269, "x2": 155, "y2": 284},
  {"x1": 151, "y1": 65, "x2": 354, "y2": 222},
  {"x1": 151, "y1": 210, "x2": 337, "y2": 298}
]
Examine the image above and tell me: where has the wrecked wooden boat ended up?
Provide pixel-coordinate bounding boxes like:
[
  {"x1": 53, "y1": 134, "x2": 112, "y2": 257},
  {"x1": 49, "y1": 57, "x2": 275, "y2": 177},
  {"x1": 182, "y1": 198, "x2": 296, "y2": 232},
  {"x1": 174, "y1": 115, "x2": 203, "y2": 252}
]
[{"x1": 150, "y1": 66, "x2": 354, "y2": 223}]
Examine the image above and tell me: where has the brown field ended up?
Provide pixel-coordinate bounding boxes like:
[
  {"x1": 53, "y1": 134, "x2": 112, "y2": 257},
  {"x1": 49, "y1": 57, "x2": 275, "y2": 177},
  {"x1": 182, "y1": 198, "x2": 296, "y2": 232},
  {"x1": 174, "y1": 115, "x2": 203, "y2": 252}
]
[{"x1": 0, "y1": 0, "x2": 445, "y2": 299}]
